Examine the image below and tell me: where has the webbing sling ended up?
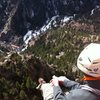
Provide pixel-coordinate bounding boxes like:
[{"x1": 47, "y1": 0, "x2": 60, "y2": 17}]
[{"x1": 81, "y1": 85, "x2": 100, "y2": 96}]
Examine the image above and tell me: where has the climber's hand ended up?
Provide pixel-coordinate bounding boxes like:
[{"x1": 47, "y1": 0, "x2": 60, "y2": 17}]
[
  {"x1": 52, "y1": 75, "x2": 69, "y2": 85},
  {"x1": 50, "y1": 78, "x2": 59, "y2": 86}
]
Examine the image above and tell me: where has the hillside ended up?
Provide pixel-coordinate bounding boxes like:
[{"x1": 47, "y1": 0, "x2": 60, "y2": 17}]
[
  {"x1": 0, "y1": 0, "x2": 100, "y2": 52},
  {"x1": 0, "y1": 1, "x2": 100, "y2": 100},
  {"x1": 0, "y1": 52, "x2": 56, "y2": 100},
  {"x1": 0, "y1": 6, "x2": 100, "y2": 99},
  {"x1": 0, "y1": 27, "x2": 100, "y2": 100}
]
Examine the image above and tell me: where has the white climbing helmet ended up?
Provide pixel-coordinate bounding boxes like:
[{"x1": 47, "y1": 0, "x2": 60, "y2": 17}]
[{"x1": 77, "y1": 43, "x2": 100, "y2": 77}]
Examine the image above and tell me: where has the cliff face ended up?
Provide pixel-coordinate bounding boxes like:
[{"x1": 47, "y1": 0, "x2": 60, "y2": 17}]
[
  {"x1": 0, "y1": 0, "x2": 23, "y2": 52},
  {"x1": 13, "y1": 0, "x2": 97, "y2": 35},
  {"x1": 0, "y1": 0, "x2": 99, "y2": 42}
]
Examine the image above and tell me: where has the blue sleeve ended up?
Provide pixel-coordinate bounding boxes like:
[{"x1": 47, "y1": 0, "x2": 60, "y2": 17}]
[
  {"x1": 53, "y1": 86, "x2": 66, "y2": 100},
  {"x1": 63, "y1": 79, "x2": 80, "y2": 89}
]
